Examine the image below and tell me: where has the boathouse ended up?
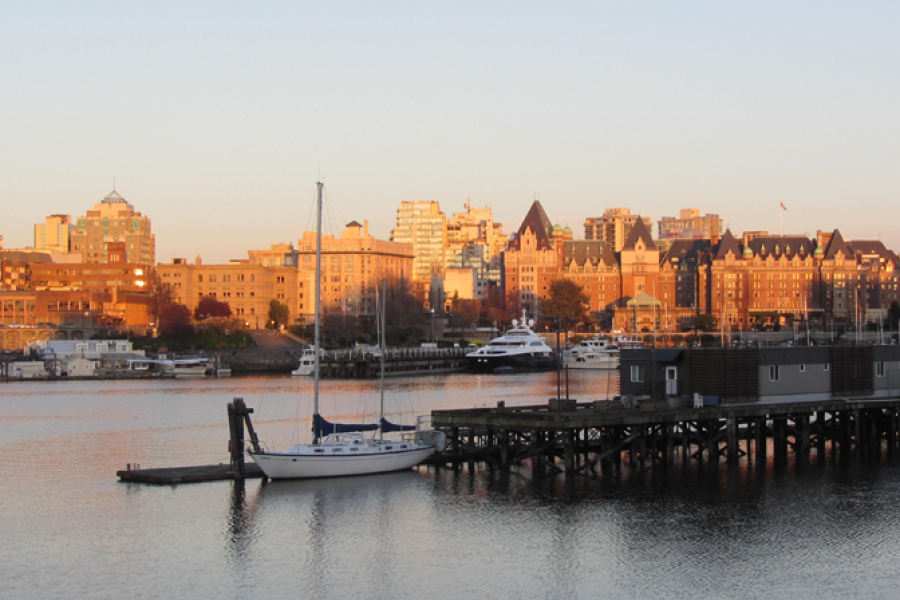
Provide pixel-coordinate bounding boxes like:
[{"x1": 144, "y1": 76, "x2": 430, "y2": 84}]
[{"x1": 619, "y1": 345, "x2": 900, "y2": 406}]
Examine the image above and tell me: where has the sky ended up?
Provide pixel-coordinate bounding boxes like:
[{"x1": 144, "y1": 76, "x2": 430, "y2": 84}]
[{"x1": 2, "y1": 2, "x2": 898, "y2": 264}]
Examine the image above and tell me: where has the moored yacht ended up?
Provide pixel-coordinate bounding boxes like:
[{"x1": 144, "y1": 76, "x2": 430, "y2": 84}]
[
  {"x1": 291, "y1": 347, "x2": 320, "y2": 376},
  {"x1": 466, "y1": 311, "x2": 556, "y2": 373},
  {"x1": 564, "y1": 337, "x2": 619, "y2": 369}
]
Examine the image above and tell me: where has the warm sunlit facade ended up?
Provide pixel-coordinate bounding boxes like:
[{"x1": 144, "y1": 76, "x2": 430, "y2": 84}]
[
  {"x1": 504, "y1": 201, "x2": 900, "y2": 333},
  {"x1": 297, "y1": 220, "x2": 414, "y2": 319},
  {"x1": 70, "y1": 190, "x2": 155, "y2": 265}
]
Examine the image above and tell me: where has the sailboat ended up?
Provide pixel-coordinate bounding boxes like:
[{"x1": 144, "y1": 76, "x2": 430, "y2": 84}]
[{"x1": 248, "y1": 182, "x2": 444, "y2": 479}]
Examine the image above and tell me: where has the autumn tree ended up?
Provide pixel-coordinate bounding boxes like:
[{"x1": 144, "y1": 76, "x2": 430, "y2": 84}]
[
  {"x1": 193, "y1": 296, "x2": 233, "y2": 320},
  {"x1": 888, "y1": 301, "x2": 900, "y2": 331},
  {"x1": 158, "y1": 303, "x2": 193, "y2": 336},
  {"x1": 481, "y1": 283, "x2": 506, "y2": 327},
  {"x1": 148, "y1": 270, "x2": 175, "y2": 323},
  {"x1": 539, "y1": 279, "x2": 591, "y2": 333},
  {"x1": 694, "y1": 313, "x2": 718, "y2": 332},
  {"x1": 382, "y1": 278, "x2": 428, "y2": 345},
  {"x1": 268, "y1": 299, "x2": 290, "y2": 328}
]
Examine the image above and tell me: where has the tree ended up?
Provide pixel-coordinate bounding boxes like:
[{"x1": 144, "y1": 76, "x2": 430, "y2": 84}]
[
  {"x1": 148, "y1": 270, "x2": 175, "y2": 323},
  {"x1": 694, "y1": 313, "x2": 718, "y2": 332},
  {"x1": 538, "y1": 279, "x2": 591, "y2": 332},
  {"x1": 268, "y1": 299, "x2": 290, "y2": 329},
  {"x1": 481, "y1": 283, "x2": 506, "y2": 327},
  {"x1": 458, "y1": 298, "x2": 480, "y2": 326},
  {"x1": 193, "y1": 296, "x2": 233, "y2": 320},
  {"x1": 158, "y1": 303, "x2": 193, "y2": 336},
  {"x1": 889, "y1": 301, "x2": 900, "y2": 331}
]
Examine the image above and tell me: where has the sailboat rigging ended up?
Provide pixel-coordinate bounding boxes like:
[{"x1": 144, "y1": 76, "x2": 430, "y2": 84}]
[{"x1": 248, "y1": 182, "x2": 444, "y2": 479}]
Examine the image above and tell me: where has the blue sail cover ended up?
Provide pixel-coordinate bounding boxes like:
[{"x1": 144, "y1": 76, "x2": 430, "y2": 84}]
[
  {"x1": 313, "y1": 414, "x2": 378, "y2": 438},
  {"x1": 312, "y1": 414, "x2": 415, "y2": 437}
]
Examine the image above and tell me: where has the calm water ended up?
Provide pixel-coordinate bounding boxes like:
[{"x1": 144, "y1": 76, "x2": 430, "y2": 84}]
[{"x1": 3, "y1": 372, "x2": 900, "y2": 599}]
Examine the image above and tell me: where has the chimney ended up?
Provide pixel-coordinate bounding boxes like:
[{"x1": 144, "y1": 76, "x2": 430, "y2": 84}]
[
  {"x1": 364, "y1": 220, "x2": 369, "y2": 236},
  {"x1": 195, "y1": 256, "x2": 202, "y2": 266}
]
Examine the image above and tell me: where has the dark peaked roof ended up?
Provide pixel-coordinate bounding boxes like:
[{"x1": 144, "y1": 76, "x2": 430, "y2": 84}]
[
  {"x1": 848, "y1": 240, "x2": 898, "y2": 265},
  {"x1": 714, "y1": 229, "x2": 741, "y2": 260},
  {"x1": 621, "y1": 217, "x2": 654, "y2": 251},
  {"x1": 508, "y1": 201, "x2": 554, "y2": 251},
  {"x1": 823, "y1": 229, "x2": 851, "y2": 260},
  {"x1": 345, "y1": 220, "x2": 362, "y2": 228},
  {"x1": 746, "y1": 235, "x2": 815, "y2": 260},
  {"x1": 663, "y1": 239, "x2": 710, "y2": 267},
  {"x1": 562, "y1": 240, "x2": 617, "y2": 268}
]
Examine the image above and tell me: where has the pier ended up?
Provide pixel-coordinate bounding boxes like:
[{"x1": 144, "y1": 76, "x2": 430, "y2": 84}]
[
  {"x1": 430, "y1": 396, "x2": 900, "y2": 474},
  {"x1": 313, "y1": 347, "x2": 468, "y2": 379}
]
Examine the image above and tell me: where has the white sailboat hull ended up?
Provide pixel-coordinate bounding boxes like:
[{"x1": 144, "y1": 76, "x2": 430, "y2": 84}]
[{"x1": 249, "y1": 446, "x2": 434, "y2": 479}]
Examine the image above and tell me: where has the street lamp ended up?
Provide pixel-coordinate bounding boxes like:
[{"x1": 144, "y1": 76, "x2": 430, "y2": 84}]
[{"x1": 430, "y1": 309, "x2": 435, "y2": 342}]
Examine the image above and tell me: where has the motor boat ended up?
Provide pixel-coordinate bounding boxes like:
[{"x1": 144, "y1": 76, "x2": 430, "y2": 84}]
[{"x1": 466, "y1": 311, "x2": 556, "y2": 373}]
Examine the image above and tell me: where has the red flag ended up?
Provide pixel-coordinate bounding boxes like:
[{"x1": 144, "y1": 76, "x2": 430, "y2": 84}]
[{"x1": 780, "y1": 202, "x2": 787, "y2": 211}]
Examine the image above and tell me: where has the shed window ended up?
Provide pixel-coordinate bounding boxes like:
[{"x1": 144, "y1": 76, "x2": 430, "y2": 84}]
[
  {"x1": 799, "y1": 364, "x2": 805, "y2": 373},
  {"x1": 630, "y1": 365, "x2": 644, "y2": 383},
  {"x1": 876, "y1": 361, "x2": 885, "y2": 377},
  {"x1": 769, "y1": 365, "x2": 780, "y2": 382}
]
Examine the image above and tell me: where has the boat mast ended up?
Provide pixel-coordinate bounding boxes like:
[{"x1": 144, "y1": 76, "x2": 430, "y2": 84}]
[
  {"x1": 379, "y1": 279, "x2": 386, "y2": 442},
  {"x1": 313, "y1": 181, "x2": 323, "y2": 443}
]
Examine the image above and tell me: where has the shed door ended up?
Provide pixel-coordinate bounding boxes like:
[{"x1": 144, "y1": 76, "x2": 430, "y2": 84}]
[{"x1": 665, "y1": 366, "x2": 679, "y2": 395}]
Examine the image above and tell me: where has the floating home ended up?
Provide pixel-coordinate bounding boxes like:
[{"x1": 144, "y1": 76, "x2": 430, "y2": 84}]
[{"x1": 619, "y1": 345, "x2": 900, "y2": 406}]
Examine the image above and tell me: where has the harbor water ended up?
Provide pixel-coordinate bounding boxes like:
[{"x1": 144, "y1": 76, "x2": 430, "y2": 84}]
[{"x1": 4, "y1": 371, "x2": 900, "y2": 599}]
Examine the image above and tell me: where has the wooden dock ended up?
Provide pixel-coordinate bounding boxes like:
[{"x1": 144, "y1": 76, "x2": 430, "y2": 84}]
[
  {"x1": 117, "y1": 397, "x2": 266, "y2": 485},
  {"x1": 431, "y1": 396, "x2": 900, "y2": 474},
  {"x1": 314, "y1": 348, "x2": 468, "y2": 379},
  {"x1": 117, "y1": 462, "x2": 264, "y2": 484}
]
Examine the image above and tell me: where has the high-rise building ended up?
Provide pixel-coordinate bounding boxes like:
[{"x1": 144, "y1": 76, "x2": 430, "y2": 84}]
[
  {"x1": 584, "y1": 209, "x2": 653, "y2": 252},
  {"x1": 444, "y1": 202, "x2": 505, "y2": 276},
  {"x1": 70, "y1": 190, "x2": 155, "y2": 265},
  {"x1": 34, "y1": 214, "x2": 73, "y2": 253},
  {"x1": 390, "y1": 201, "x2": 447, "y2": 293},
  {"x1": 658, "y1": 209, "x2": 723, "y2": 240}
]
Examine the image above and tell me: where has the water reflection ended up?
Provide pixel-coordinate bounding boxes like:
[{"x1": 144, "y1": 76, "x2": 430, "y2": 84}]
[{"x1": 5, "y1": 376, "x2": 900, "y2": 599}]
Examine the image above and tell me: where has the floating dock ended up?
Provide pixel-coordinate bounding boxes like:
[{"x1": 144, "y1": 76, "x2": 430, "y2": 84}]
[{"x1": 117, "y1": 462, "x2": 264, "y2": 484}]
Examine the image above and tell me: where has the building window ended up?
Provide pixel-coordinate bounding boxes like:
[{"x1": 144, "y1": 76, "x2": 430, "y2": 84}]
[
  {"x1": 876, "y1": 361, "x2": 885, "y2": 377},
  {"x1": 799, "y1": 364, "x2": 805, "y2": 373},
  {"x1": 630, "y1": 365, "x2": 643, "y2": 383},
  {"x1": 824, "y1": 364, "x2": 830, "y2": 371},
  {"x1": 769, "y1": 365, "x2": 780, "y2": 382}
]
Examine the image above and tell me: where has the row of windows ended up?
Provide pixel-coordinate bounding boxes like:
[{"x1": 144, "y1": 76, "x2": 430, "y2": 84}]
[{"x1": 768, "y1": 362, "x2": 888, "y2": 381}]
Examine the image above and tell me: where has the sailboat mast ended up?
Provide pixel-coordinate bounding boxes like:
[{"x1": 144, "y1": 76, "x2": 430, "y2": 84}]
[
  {"x1": 313, "y1": 181, "x2": 323, "y2": 443},
  {"x1": 379, "y1": 279, "x2": 386, "y2": 442}
]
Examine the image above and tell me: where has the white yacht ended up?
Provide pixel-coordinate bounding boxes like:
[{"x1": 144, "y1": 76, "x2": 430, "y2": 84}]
[
  {"x1": 291, "y1": 347, "x2": 319, "y2": 376},
  {"x1": 170, "y1": 358, "x2": 211, "y2": 377},
  {"x1": 564, "y1": 337, "x2": 619, "y2": 369},
  {"x1": 466, "y1": 311, "x2": 556, "y2": 373}
]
